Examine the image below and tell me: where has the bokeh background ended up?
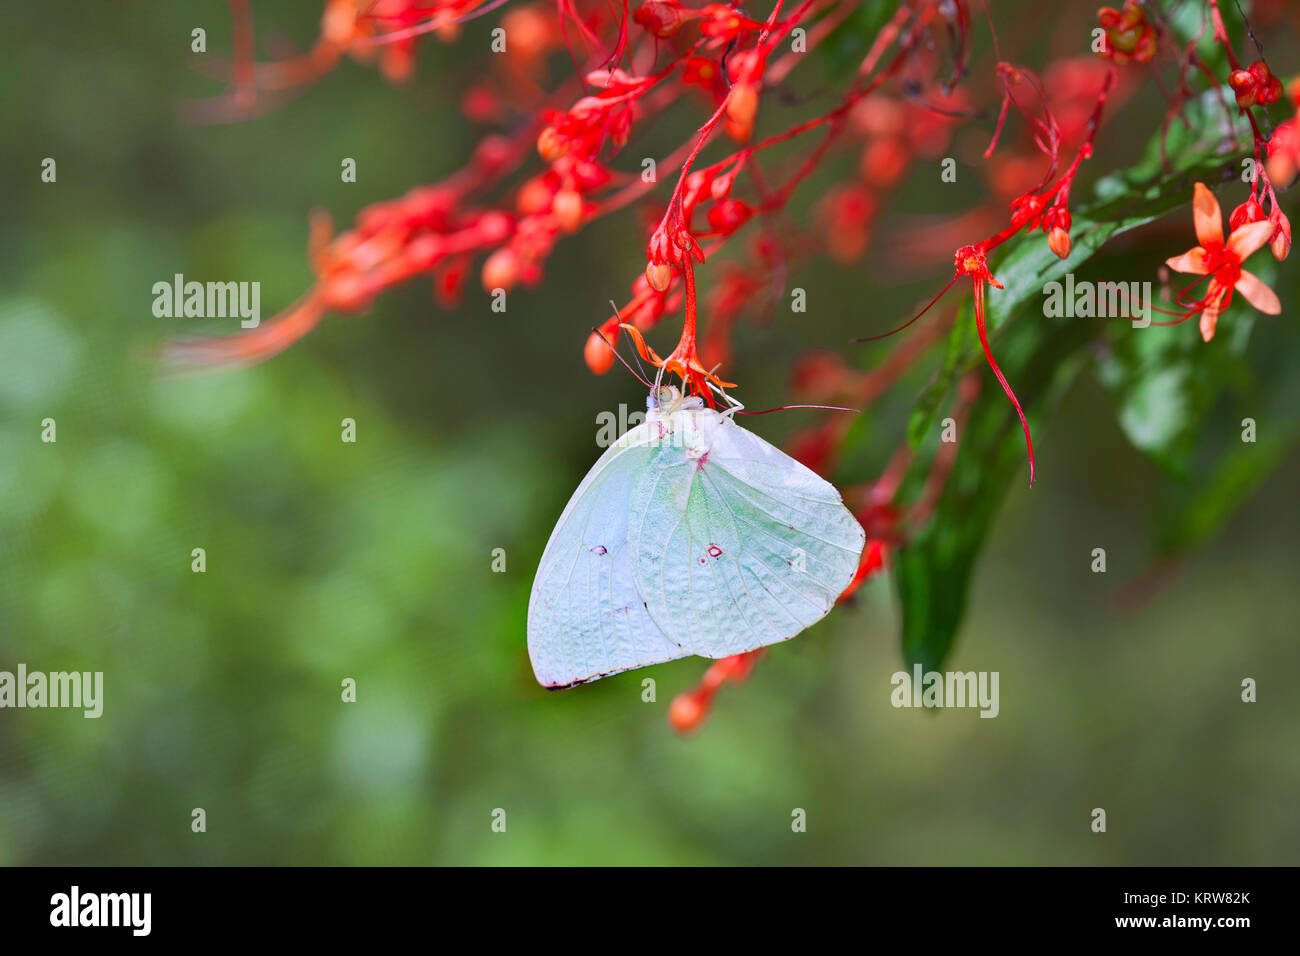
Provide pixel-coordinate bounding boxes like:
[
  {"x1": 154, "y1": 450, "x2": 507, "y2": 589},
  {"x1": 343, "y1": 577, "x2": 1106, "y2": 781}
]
[{"x1": 1, "y1": 2, "x2": 1297, "y2": 865}]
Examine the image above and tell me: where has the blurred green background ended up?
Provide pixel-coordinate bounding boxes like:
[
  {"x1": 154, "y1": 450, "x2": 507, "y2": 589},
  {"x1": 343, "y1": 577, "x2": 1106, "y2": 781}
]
[{"x1": 1, "y1": 2, "x2": 1297, "y2": 865}]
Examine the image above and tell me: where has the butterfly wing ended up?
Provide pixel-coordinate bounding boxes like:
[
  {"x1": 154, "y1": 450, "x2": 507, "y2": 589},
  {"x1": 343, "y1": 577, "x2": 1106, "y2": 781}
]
[
  {"x1": 629, "y1": 410, "x2": 865, "y2": 659},
  {"x1": 528, "y1": 424, "x2": 691, "y2": 688}
]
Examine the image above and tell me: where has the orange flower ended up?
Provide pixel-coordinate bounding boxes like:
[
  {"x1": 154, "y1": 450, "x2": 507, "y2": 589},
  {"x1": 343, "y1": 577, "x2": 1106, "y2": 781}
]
[{"x1": 1165, "y1": 183, "x2": 1282, "y2": 342}]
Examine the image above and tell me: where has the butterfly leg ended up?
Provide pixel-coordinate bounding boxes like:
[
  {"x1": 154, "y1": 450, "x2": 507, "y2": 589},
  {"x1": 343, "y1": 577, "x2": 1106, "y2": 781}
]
[{"x1": 708, "y1": 380, "x2": 745, "y2": 421}]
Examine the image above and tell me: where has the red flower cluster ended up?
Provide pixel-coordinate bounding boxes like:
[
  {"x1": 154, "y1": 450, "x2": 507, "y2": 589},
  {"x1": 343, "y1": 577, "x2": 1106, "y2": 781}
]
[
  {"x1": 1154, "y1": 0, "x2": 1292, "y2": 344},
  {"x1": 1096, "y1": 1, "x2": 1157, "y2": 66},
  {"x1": 1229, "y1": 61, "x2": 1285, "y2": 109},
  {"x1": 181, "y1": 0, "x2": 1293, "y2": 729}
]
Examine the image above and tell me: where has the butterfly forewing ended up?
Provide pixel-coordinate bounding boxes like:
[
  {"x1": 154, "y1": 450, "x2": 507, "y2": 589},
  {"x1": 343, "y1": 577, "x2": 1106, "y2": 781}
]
[
  {"x1": 528, "y1": 423, "x2": 690, "y2": 687},
  {"x1": 628, "y1": 410, "x2": 865, "y2": 659}
]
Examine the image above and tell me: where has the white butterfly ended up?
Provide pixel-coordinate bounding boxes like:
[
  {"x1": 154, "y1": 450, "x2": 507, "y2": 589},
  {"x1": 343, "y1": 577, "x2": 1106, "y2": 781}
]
[{"x1": 528, "y1": 385, "x2": 866, "y2": 688}]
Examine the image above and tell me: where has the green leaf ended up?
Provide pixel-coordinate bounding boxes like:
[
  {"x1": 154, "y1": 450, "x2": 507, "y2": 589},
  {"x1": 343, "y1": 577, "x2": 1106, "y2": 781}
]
[
  {"x1": 894, "y1": 321, "x2": 1092, "y2": 671},
  {"x1": 1151, "y1": 312, "x2": 1300, "y2": 556},
  {"x1": 1156, "y1": 430, "x2": 1295, "y2": 556},
  {"x1": 889, "y1": 86, "x2": 1256, "y2": 671},
  {"x1": 1094, "y1": 294, "x2": 1257, "y2": 476}
]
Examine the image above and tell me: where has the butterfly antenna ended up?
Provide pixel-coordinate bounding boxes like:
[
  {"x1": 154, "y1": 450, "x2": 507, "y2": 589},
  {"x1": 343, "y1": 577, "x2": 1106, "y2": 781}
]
[
  {"x1": 734, "y1": 403, "x2": 860, "y2": 415},
  {"x1": 590, "y1": 326, "x2": 653, "y2": 388},
  {"x1": 853, "y1": 275, "x2": 959, "y2": 343},
  {"x1": 704, "y1": 376, "x2": 858, "y2": 417},
  {"x1": 610, "y1": 300, "x2": 652, "y2": 382}
]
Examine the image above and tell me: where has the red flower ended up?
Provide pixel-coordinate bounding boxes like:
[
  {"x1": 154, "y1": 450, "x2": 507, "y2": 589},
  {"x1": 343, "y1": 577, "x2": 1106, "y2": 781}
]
[
  {"x1": 1165, "y1": 183, "x2": 1281, "y2": 342},
  {"x1": 1096, "y1": 2, "x2": 1157, "y2": 65},
  {"x1": 1228, "y1": 61, "x2": 1285, "y2": 108}
]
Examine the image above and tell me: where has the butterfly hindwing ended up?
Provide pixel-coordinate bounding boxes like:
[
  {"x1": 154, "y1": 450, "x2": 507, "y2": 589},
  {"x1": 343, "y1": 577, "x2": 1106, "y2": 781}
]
[
  {"x1": 628, "y1": 409, "x2": 865, "y2": 659},
  {"x1": 528, "y1": 423, "x2": 690, "y2": 688}
]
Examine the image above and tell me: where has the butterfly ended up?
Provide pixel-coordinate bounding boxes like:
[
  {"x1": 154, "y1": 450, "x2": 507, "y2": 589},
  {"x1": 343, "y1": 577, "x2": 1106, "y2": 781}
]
[{"x1": 528, "y1": 385, "x2": 866, "y2": 688}]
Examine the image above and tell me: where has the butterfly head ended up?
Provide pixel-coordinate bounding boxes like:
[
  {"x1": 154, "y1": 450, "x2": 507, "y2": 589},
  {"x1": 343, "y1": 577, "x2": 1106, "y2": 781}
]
[{"x1": 647, "y1": 385, "x2": 704, "y2": 415}]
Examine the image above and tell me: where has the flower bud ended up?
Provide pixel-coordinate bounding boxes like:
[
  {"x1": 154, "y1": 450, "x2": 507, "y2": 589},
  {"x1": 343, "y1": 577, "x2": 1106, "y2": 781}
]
[
  {"x1": 517, "y1": 176, "x2": 556, "y2": 216},
  {"x1": 570, "y1": 160, "x2": 610, "y2": 191},
  {"x1": 683, "y1": 169, "x2": 711, "y2": 206},
  {"x1": 645, "y1": 261, "x2": 672, "y2": 291},
  {"x1": 1247, "y1": 61, "x2": 1275, "y2": 88},
  {"x1": 710, "y1": 168, "x2": 737, "y2": 200},
  {"x1": 501, "y1": 7, "x2": 551, "y2": 60},
  {"x1": 860, "y1": 137, "x2": 909, "y2": 187},
  {"x1": 1266, "y1": 122, "x2": 1299, "y2": 185},
  {"x1": 552, "y1": 187, "x2": 584, "y2": 232},
  {"x1": 724, "y1": 83, "x2": 758, "y2": 142},
  {"x1": 537, "y1": 126, "x2": 566, "y2": 163},
  {"x1": 1047, "y1": 226, "x2": 1072, "y2": 260},
  {"x1": 1229, "y1": 69, "x2": 1259, "y2": 107},
  {"x1": 1229, "y1": 198, "x2": 1266, "y2": 230},
  {"x1": 474, "y1": 211, "x2": 513, "y2": 245},
  {"x1": 667, "y1": 690, "x2": 708, "y2": 734},
  {"x1": 706, "y1": 199, "x2": 752, "y2": 235},
  {"x1": 481, "y1": 247, "x2": 520, "y2": 292},
  {"x1": 585, "y1": 320, "x2": 619, "y2": 375},
  {"x1": 1231, "y1": 200, "x2": 1264, "y2": 230},
  {"x1": 1263, "y1": 76, "x2": 1285, "y2": 106},
  {"x1": 1271, "y1": 212, "x2": 1291, "y2": 261}
]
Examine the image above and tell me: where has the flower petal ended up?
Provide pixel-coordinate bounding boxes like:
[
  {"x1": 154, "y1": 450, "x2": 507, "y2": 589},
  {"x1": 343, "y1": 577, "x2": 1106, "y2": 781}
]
[
  {"x1": 1193, "y1": 182, "x2": 1224, "y2": 248},
  {"x1": 1165, "y1": 246, "x2": 1210, "y2": 273},
  {"x1": 1235, "y1": 269, "x2": 1282, "y2": 314},
  {"x1": 1226, "y1": 219, "x2": 1275, "y2": 262},
  {"x1": 1199, "y1": 301, "x2": 1222, "y2": 341},
  {"x1": 1198, "y1": 284, "x2": 1229, "y2": 342}
]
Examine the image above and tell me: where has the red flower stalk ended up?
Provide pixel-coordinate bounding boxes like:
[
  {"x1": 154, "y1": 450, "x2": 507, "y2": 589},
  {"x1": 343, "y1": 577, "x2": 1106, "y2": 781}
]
[
  {"x1": 668, "y1": 649, "x2": 766, "y2": 734},
  {"x1": 953, "y1": 244, "x2": 1034, "y2": 486},
  {"x1": 621, "y1": 253, "x2": 737, "y2": 402}
]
